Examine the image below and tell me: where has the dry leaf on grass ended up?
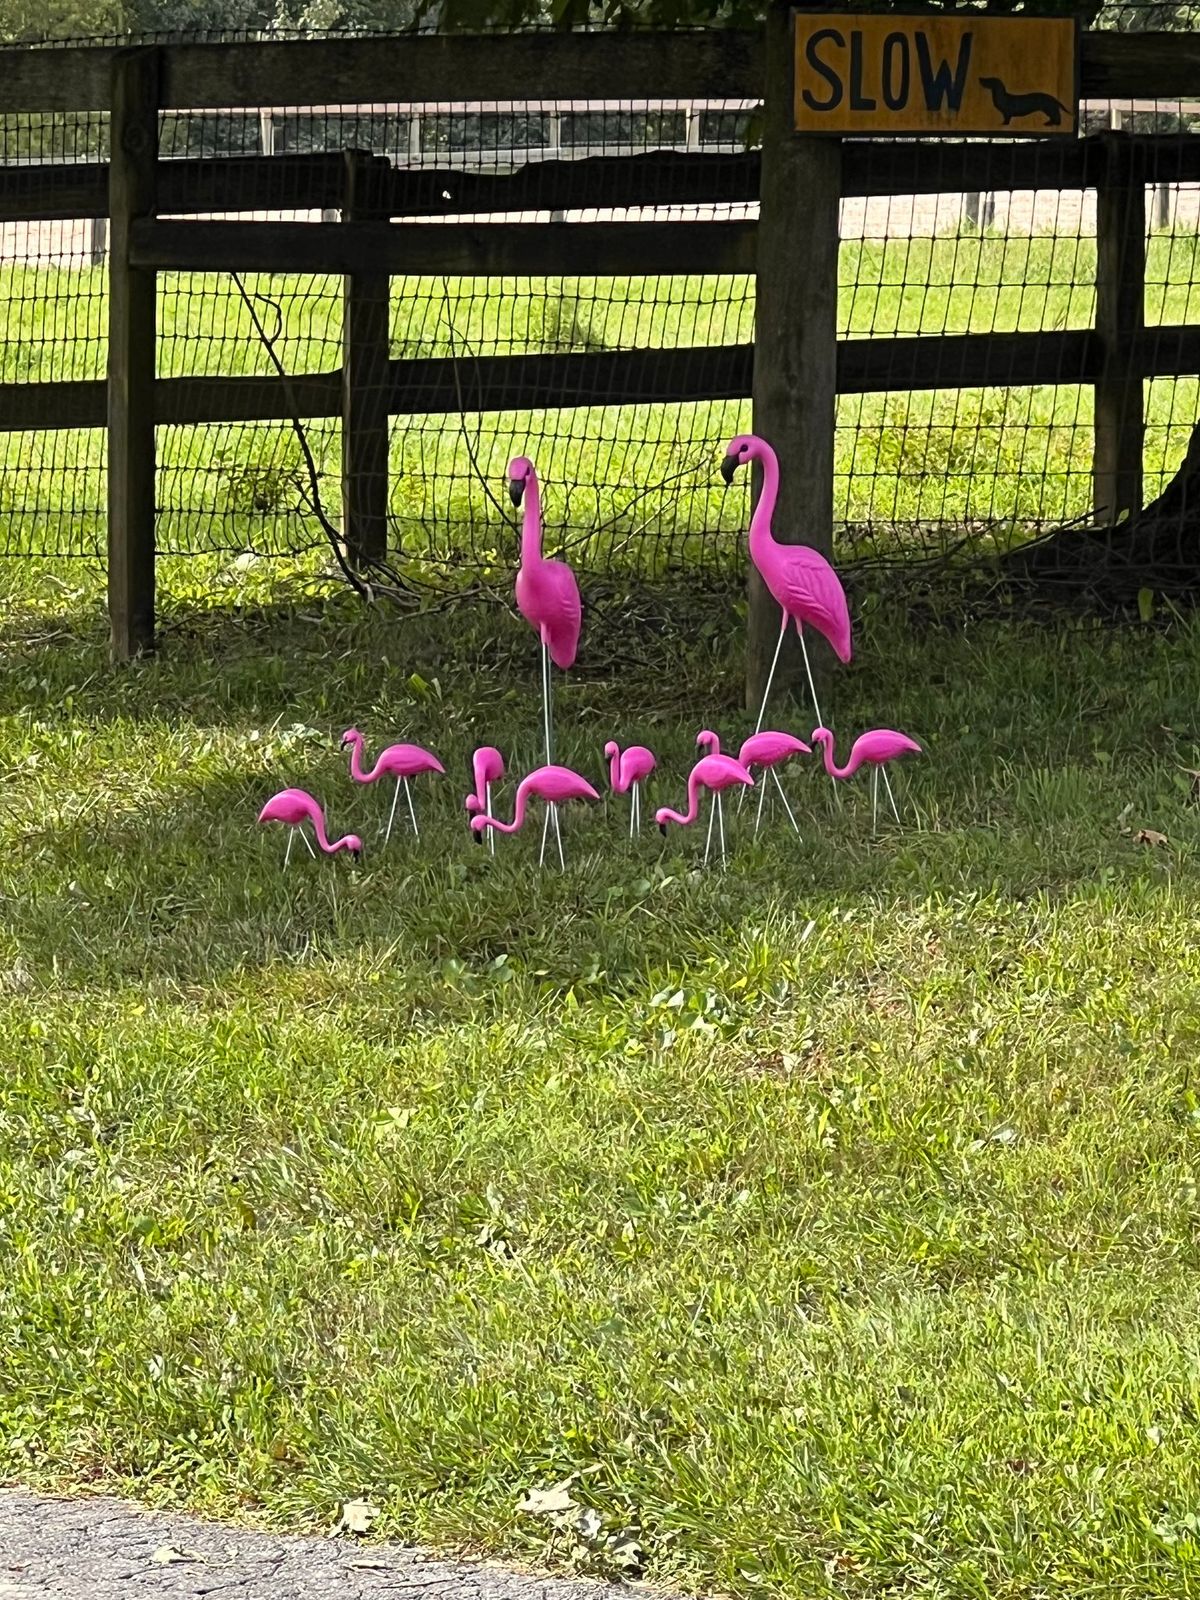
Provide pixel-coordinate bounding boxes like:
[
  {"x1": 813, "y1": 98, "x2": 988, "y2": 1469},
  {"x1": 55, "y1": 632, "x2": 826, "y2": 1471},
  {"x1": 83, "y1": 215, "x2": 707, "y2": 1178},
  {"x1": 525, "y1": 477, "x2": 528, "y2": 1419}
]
[
  {"x1": 1135, "y1": 829, "x2": 1169, "y2": 848},
  {"x1": 517, "y1": 1479, "x2": 577, "y2": 1516},
  {"x1": 330, "y1": 1498, "x2": 379, "y2": 1537}
]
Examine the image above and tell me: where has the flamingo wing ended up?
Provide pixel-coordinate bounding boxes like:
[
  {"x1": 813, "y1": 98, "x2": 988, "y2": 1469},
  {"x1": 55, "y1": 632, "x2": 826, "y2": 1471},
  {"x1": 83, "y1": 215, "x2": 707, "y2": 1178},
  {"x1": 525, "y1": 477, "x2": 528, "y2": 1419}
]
[
  {"x1": 776, "y1": 548, "x2": 852, "y2": 663},
  {"x1": 540, "y1": 560, "x2": 582, "y2": 670}
]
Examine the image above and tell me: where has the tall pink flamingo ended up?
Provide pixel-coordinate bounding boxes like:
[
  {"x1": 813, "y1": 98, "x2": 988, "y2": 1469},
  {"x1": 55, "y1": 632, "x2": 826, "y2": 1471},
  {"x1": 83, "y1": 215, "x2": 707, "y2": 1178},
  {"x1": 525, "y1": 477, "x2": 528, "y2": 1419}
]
[
  {"x1": 811, "y1": 727, "x2": 922, "y2": 833},
  {"x1": 258, "y1": 788, "x2": 362, "y2": 868},
  {"x1": 738, "y1": 731, "x2": 811, "y2": 837},
  {"x1": 656, "y1": 752, "x2": 754, "y2": 869},
  {"x1": 341, "y1": 729, "x2": 444, "y2": 844},
  {"x1": 511, "y1": 456, "x2": 582, "y2": 857},
  {"x1": 471, "y1": 763, "x2": 600, "y2": 869},
  {"x1": 721, "y1": 433, "x2": 851, "y2": 733},
  {"x1": 604, "y1": 741, "x2": 657, "y2": 837},
  {"x1": 465, "y1": 745, "x2": 505, "y2": 856}
]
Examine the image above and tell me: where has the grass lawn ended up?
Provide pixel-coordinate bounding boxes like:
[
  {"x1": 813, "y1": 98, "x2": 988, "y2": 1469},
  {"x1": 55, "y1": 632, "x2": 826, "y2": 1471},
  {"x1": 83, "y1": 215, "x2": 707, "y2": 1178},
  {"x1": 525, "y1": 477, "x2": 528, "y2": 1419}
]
[{"x1": 3, "y1": 558, "x2": 1200, "y2": 1596}]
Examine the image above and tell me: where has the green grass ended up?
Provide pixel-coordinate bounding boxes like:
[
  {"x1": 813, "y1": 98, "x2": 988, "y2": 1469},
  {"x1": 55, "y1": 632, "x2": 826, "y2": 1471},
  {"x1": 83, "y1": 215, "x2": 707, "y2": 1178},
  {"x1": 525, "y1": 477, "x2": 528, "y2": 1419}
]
[
  {"x1": 2, "y1": 230, "x2": 1199, "y2": 567},
  {"x1": 4, "y1": 563, "x2": 1200, "y2": 1596}
]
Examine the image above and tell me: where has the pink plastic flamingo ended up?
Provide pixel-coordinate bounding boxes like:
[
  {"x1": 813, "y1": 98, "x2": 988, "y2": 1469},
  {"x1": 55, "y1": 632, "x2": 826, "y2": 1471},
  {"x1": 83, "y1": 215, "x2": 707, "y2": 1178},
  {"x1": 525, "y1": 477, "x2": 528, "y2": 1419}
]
[
  {"x1": 811, "y1": 727, "x2": 922, "y2": 833},
  {"x1": 721, "y1": 433, "x2": 851, "y2": 733},
  {"x1": 511, "y1": 456, "x2": 582, "y2": 860},
  {"x1": 737, "y1": 731, "x2": 811, "y2": 837},
  {"x1": 341, "y1": 728, "x2": 444, "y2": 844},
  {"x1": 604, "y1": 741, "x2": 657, "y2": 837},
  {"x1": 656, "y1": 753, "x2": 754, "y2": 869},
  {"x1": 258, "y1": 788, "x2": 362, "y2": 868},
  {"x1": 471, "y1": 763, "x2": 600, "y2": 869},
  {"x1": 465, "y1": 745, "x2": 505, "y2": 856},
  {"x1": 696, "y1": 729, "x2": 722, "y2": 754}
]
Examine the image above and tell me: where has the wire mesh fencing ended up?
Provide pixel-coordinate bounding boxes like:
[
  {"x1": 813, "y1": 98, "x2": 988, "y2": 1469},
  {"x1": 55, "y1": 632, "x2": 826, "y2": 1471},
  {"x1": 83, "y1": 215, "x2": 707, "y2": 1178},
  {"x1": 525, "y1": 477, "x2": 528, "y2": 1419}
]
[{"x1": 0, "y1": 20, "x2": 1199, "y2": 601}]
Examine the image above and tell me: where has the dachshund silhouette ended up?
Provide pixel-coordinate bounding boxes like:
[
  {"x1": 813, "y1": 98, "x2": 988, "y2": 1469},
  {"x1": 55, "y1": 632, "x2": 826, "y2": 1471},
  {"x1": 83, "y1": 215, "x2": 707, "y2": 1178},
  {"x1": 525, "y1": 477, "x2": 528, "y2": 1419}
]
[{"x1": 979, "y1": 75, "x2": 1072, "y2": 127}]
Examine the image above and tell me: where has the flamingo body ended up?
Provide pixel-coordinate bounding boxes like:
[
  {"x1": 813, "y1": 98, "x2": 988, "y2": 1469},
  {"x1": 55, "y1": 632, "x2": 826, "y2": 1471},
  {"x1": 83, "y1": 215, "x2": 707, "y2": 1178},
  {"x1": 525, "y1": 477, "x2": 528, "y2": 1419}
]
[
  {"x1": 656, "y1": 754, "x2": 754, "y2": 831},
  {"x1": 471, "y1": 764, "x2": 600, "y2": 837},
  {"x1": 738, "y1": 731, "x2": 811, "y2": 771},
  {"x1": 258, "y1": 788, "x2": 361, "y2": 857},
  {"x1": 511, "y1": 457, "x2": 582, "y2": 672},
  {"x1": 604, "y1": 741, "x2": 657, "y2": 794},
  {"x1": 342, "y1": 729, "x2": 444, "y2": 784},
  {"x1": 466, "y1": 745, "x2": 505, "y2": 812},
  {"x1": 811, "y1": 727, "x2": 922, "y2": 779},
  {"x1": 722, "y1": 434, "x2": 852, "y2": 663}
]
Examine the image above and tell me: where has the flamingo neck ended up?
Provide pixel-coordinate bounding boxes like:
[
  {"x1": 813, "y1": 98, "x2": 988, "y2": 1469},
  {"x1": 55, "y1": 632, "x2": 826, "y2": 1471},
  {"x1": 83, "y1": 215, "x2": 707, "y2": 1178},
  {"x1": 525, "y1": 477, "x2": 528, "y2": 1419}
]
[
  {"x1": 309, "y1": 804, "x2": 337, "y2": 853},
  {"x1": 346, "y1": 732, "x2": 372, "y2": 783},
  {"x1": 520, "y1": 470, "x2": 543, "y2": 568},
  {"x1": 747, "y1": 442, "x2": 780, "y2": 567},
  {"x1": 608, "y1": 748, "x2": 622, "y2": 791},
  {"x1": 472, "y1": 753, "x2": 489, "y2": 806},
  {"x1": 662, "y1": 767, "x2": 703, "y2": 827},
  {"x1": 484, "y1": 777, "x2": 533, "y2": 835},
  {"x1": 819, "y1": 737, "x2": 854, "y2": 780}
]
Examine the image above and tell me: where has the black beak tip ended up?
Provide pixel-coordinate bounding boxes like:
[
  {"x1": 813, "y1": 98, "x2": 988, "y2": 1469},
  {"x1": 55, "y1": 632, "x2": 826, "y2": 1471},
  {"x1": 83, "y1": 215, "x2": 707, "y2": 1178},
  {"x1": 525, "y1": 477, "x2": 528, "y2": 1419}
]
[
  {"x1": 719, "y1": 456, "x2": 737, "y2": 487},
  {"x1": 472, "y1": 830, "x2": 482, "y2": 846},
  {"x1": 658, "y1": 822, "x2": 668, "y2": 838},
  {"x1": 508, "y1": 480, "x2": 524, "y2": 508}
]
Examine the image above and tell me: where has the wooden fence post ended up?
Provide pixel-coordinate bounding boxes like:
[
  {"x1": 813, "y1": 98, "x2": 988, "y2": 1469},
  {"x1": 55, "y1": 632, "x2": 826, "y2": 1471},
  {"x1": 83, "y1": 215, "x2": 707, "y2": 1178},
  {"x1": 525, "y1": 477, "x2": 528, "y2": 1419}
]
[
  {"x1": 341, "y1": 149, "x2": 391, "y2": 568},
  {"x1": 1094, "y1": 132, "x2": 1146, "y2": 525},
  {"x1": 107, "y1": 46, "x2": 160, "y2": 661},
  {"x1": 748, "y1": 1, "x2": 840, "y2": 715}
]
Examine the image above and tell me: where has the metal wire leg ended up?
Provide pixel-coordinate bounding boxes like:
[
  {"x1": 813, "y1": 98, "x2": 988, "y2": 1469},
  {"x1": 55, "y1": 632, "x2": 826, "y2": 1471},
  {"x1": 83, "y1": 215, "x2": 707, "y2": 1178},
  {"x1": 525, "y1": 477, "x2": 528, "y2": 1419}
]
[
  {"x1": 383, "y1": 778, "x2": 401, "y2": 843},
  {"x1": 284, "y1": 829, "x2": 294, "y2": 869},
  {"x1": 771, "y1": 768, "x2": 801, "y2": 836},
  {"x1": 754, "y1": 768, "x2": 768, "y2": 836},
  {"x1": 301, "y1": 828, "x2": 316, "y2": 857},
  {"x1": 717, "y1": 792, "x2": 727, "y2": 865},
  {"x1": 882, "y1": 765, "x2": 902, "y2": 825},
  {"x1": 797, "y1": 625, "x2": 824, "y2": 732},
  {"x1": 539, "y1": 803, "x2": 551, "y2": 867},
  {"x1": 541, "y1": 639, "x2": 553, "y2": 767},
  {"x1": 553, "y1": 803, "x2": 565, "y2": 869},
  {"x1": 405, "y1": 777, "x2": 419, "y2": 839},
  {"x1": 703, "y1": 792, "x2": 715, "y2": 868},
  {"x1": 753, "y1": 610, "x2": 788, "y2": 736},
  {"x1": 486, "y1": 781, "x2": 495, "y2": 855},
  {"x1": 871, "y1": 767, "x2": 879, "y2": 837}
]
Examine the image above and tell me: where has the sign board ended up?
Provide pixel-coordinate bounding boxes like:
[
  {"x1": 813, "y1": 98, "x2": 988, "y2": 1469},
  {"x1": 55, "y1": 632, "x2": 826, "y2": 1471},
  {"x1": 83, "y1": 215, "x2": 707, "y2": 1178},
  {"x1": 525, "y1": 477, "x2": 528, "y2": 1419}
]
[{"x1": 793, "y1": 12, "x2": 1079, "y2": 137}]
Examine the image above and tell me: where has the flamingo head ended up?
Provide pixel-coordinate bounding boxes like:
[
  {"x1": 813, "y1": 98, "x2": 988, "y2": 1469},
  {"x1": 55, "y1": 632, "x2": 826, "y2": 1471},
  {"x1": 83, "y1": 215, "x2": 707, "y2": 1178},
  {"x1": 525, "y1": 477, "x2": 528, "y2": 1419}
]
[
  {"x1": 339, "y1": 727, "x2": 360, "y2": 749},
  {"x1": 720, "y1": 433, "x2": 758, "y2": 485},
  {"x1": 696, "y1": 729, "x2": 719, "y2": 752},
  {"x1": 465, "y1": 794, "x2": 481, "y2": 814},
  {"x1": 507, "y1": 455, "x2": 534, "y2": 507},
  {"x1": 811, "y1": 727, "x2": 833, "y2": 748},
  {"x1": 470, "y1": 814, "x2": 489, "y2": 840},
  {"x1": 603, "y1": 741, "x2": 618, "y2": 759},
  {"x1": 346, "y1": 835, "x2": 364, "y2": 861}
]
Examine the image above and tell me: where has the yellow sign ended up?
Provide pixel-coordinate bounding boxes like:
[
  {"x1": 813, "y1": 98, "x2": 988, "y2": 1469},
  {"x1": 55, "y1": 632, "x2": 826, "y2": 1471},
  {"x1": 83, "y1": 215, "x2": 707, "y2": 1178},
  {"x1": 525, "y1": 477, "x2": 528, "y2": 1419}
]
[{"x1": 793, "y1": 12, "x2": 1079, "y2": 137}]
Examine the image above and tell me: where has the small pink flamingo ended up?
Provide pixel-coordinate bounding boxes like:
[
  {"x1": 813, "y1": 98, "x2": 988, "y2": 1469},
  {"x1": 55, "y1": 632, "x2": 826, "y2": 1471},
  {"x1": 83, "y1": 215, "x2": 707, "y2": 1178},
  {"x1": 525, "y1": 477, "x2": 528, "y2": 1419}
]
[
  {"x1": 656, "y1": 753, "x2": 754, "y2": 869},
  {"x1": 737, "y1": 731, "x2": 811, "y2": 837},
  {"x1": 721, "y1": 434, "x2": 851, "y2": 734},
  {"x1": 341, "y1": 728, "x2": 444, "y2": 844},
  {"x1": 258, "y1": 788, "x2": 362, "y2": 868},
  {"x1": 465, "y1": 745, "x2": 505, "y2": 856},
  {"x1": 811, "y1": 727, "x2": 922, "y2": 833},
  {"x1": 696, "y1": 729, "x2": 722, "y2": 754},
  {"x1": 604, "y1": 741, "x2": 657, "y2": 837},
  {"x1": 471, "y1": 763, "x2": 600, "y2": 869}
]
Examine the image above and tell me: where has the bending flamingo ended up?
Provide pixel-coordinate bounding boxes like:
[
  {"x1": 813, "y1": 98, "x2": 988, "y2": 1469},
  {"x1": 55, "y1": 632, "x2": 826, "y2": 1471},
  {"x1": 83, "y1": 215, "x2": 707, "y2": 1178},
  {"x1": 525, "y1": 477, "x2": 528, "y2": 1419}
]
[
  {"x1": 811, "y1": 727, "x2": 922, "y2": 833},
  {"x1": 656, "y1": 753, "x2": 754, "y2": 869},
  {"x1": 604, "y1": 741, "x2": 657, "y2": 837},
  {"x1": 465, "y1": 745, "x2": 505, "y2": 856},
  {"x1": 721, "y1": 433, "x2": 851, "y2": 733},
  {"x1": 341, "y1": 728, "x2": 444, "y2": 844},
  {"x1": 471, "y1": 763, "x2": 599, "y2": 869},
  {"x1": 258, "y1": 788, "x2": 362, "y2": 868},
  {"x1": 737, "y1": 730, "x2": 811, "y2": 837}
]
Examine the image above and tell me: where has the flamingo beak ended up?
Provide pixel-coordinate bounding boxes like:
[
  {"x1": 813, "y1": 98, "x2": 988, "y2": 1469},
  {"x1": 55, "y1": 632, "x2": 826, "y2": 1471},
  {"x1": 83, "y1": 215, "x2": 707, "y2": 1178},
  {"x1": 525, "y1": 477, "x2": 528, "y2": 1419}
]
[
  {"x1": 508, "y1": 477, "x2": 525, "y2": 508},
  {"x1": 472, "y1": 828, "x2": 482, "y2": 846},
  {"x1": 658, "y1": 822, "x2": 668, "y2": 837},
  {"x1": 719, "y1": 455, "x2": 738, "y2": 487}
]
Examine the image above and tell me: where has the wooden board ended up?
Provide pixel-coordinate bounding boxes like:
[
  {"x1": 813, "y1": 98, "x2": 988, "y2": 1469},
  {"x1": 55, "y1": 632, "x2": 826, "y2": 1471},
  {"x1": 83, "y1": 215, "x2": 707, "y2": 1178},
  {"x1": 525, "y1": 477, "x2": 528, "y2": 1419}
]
[{"x1": 794, "y1": 12, "x2": 1078, "y2": 137}]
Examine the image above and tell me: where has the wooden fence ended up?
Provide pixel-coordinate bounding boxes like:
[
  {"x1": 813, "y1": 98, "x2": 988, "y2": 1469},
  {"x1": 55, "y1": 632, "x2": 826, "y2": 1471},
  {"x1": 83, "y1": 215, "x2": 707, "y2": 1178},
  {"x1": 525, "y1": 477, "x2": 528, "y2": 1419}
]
[{"x1": 0, "y1": 24, "x2": 1199, "y2": 698}]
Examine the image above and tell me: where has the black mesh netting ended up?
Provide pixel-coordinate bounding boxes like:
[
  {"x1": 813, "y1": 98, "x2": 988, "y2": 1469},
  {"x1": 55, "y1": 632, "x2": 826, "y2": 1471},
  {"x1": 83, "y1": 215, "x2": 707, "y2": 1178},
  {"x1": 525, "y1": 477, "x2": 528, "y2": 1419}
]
[{"x1": 1, "y1": 7, "x2": 1198, "y2": 597}]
